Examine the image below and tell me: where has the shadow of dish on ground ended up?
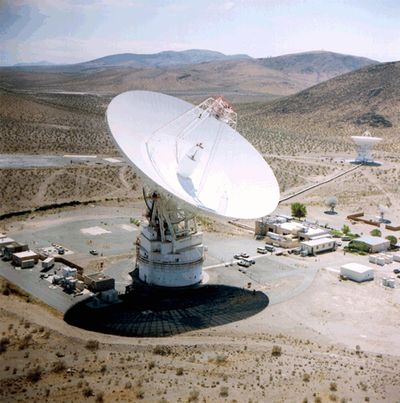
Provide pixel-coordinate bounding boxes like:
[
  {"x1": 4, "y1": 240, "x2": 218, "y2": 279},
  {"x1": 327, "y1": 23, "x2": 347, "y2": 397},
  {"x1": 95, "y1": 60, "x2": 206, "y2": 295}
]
[{"x1": 64, "y1": 283, "x2": 269, "y2": 337}]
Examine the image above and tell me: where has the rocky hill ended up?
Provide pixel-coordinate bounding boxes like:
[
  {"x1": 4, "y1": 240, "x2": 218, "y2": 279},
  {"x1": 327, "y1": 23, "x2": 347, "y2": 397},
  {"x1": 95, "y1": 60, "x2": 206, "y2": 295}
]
[
  {"x1": 238, "y1": 61, "x2": 400, "y2": 156},
  {"x1": 259, "y1": 51, "x2": 377, "y2": 77}
]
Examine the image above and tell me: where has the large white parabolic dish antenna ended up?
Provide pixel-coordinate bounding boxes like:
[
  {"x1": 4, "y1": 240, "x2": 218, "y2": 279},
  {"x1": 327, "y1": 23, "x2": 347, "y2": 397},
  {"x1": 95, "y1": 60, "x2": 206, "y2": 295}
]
[
  {"x1": 106, "y1": 91, "x2": 279, "y2": 220},
  {"x1": 351, "y1": 130, "x2": 382, "y2": 165}
]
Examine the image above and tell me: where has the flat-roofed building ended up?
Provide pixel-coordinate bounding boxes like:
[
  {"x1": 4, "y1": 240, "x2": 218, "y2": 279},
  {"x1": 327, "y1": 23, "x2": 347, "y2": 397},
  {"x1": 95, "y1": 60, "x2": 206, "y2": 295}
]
[
  {"x1": 354, "y1": 236, "x2": 390, "y2": 253},
  {"x1": 0, "y1": 237, "x2": 15, "y2": 255},
  {"x1": 340, "y1": 263, "x2": 374, "y2": 282},
  {"x1": 12, "y1": 250, "x2": 39, "y2": 266},
  {"x1": 300, "y1": 227, "x2": 330, "y2": 241},
  {"x1": 84, "y1": 272, "x2": 115, "y2": 292},
  {"x1": 4, "y1": 242, "x2": 29, "y2": 260},
  {"x1": 301, "y1": 237, "x2": 336, "y2": 256}
]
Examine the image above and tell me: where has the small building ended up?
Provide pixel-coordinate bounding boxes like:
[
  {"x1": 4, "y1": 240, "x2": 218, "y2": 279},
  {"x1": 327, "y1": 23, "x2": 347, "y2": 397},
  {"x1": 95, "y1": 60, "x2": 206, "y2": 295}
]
[
  {"x1": 265, "y1": 231, "x2": 299, "y2": 248},
  {"x1": 83, "y1": 272, "x2": 115, "y2": 292},
  {"x1": 3, "y1": 242, "x2": 29, "y2": 260},
  {"x1": 259, "y1": 215, "x2": 331, "y2": 248},
  {"x1": 12, "y1": 250, "x2": 39, "y2": 266},
  {"x1": 355, "y1": 236, "x2": 390, "y2": 253},
  {"x1": 299, "y1": 227, "x2": 330, "y2": 241},
  {"x1": 42, "y1": 257, "x2": 55, "y2": 270},
  {"x1": 341, "y1": 263, "x2": 374, "y2": 282},
  {"x1": 0, "y1": 237, "x2": 15, "y2": 255},
  {"x1": 300, "y1": 237, "x2": 336, "y2": 256},
  {"x1": 21, "y1": 259, "x2": 35, "y2": 269},
  {"x1": 255, "y1": 215, "x2": 293, "y2": 236}
]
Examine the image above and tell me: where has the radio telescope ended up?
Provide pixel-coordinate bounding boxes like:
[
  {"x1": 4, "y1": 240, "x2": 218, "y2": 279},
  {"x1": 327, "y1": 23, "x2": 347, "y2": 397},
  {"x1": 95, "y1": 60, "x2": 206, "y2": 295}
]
[
  {"x1": 351, "y1": 130, "x2": 382, "y2": 165},
  {"x1": 377, "y1": 205, "x2": 390, "y2": 224},
  {"x1": 107, "y1": 91, "x2": 280, "y2": 287},
  {"x1": 325, "y1": 196, "x2": 338, "y2": 215}
]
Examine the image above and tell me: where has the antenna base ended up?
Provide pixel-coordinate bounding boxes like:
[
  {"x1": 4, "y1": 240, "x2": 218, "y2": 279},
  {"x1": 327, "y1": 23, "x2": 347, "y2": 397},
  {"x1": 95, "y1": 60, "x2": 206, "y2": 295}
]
[{"x1": 136, "y1": 189, "x2": 204, "y2": 287}]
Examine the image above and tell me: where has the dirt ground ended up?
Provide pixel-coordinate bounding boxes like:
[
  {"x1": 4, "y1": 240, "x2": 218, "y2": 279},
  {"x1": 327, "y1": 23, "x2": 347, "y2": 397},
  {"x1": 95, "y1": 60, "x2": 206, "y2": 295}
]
[
  {"x1": 1, "y1": 192, "x2": 400, "y2": 402},
  {"x1": 1, "y1": 266, "x2": 399, "y2": 403}
]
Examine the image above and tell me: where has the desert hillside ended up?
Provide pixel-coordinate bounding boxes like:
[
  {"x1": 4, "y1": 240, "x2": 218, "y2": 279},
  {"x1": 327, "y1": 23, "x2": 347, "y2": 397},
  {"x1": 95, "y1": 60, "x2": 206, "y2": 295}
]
[
  {"x1": 238, "y1": 61, "x2": 400, "y2": 156},
  {"x1": 259, "y1": 50, "x2": 376, "y2": 77},
  {"x1": 0, "y1": 89, "x2": 115, "y2": 155},
  {"x1": 0, "y1": 165, "x2": 138, "y2": 215}
]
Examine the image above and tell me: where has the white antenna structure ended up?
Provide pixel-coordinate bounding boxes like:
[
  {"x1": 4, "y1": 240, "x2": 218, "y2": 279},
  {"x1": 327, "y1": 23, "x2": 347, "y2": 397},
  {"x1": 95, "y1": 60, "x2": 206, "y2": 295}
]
[
  {"x1": 351, "y1": 130, "x2": 382, "y2": 164},
  {"x1": 107, "y1": 91, "x2": 279, "y2": 287}
]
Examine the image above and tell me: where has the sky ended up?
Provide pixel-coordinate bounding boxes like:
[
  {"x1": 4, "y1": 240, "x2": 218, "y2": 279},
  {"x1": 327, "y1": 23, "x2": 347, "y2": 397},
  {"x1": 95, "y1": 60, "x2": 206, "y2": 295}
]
[{"x1": 1, "y1": 0, "x2": 400, "y2": 65}]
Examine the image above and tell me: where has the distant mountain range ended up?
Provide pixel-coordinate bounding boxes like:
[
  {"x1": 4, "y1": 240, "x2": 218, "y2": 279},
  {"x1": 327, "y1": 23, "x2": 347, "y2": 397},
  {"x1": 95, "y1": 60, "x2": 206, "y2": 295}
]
[
  {"x1": 75, "y1": 49, "x2": 251, "y2": 68},
  {"x1": 3, "y1": 50, "x2": 379, "y2": 101},
  {"x1": 13, "y1": 60, "x2": 54, "y2": 67},
  {"x1": 11, "y1": 49, "x2": 376, "y2": 72}
]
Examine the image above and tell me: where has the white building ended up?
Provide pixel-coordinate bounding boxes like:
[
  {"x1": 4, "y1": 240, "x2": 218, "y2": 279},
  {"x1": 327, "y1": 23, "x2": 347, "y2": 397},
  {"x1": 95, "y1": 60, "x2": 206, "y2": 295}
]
[
  {"x1": 12, "y1": 250, "x2": 39, "y2": 266},
  {"x1": 300, "y1": 237, "x2": 336, "y2": 256},
  {"x1": 0, "y1": 237, "x2": 15, "y2": 255},
  {"x1": 340, "y1": 263, "x2": 374, "y2": 282},
  {"x1": 355, "y1": 236, "x2": 390, "y2": 253}
]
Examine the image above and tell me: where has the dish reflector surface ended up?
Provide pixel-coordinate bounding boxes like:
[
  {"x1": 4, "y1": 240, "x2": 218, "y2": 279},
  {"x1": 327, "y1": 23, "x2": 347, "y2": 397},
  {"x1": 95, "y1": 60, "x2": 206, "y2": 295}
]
[
  {"x1": 351, "y1": 136, "x2": 382, "y2": 146},
  {"x1": 106, "y1": 91, "x2": 279, "y2": 219}
]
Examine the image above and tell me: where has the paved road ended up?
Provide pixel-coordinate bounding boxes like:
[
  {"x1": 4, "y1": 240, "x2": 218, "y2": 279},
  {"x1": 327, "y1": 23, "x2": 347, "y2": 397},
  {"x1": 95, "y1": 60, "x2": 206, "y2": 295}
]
[
  {"x1": 0, "y1": 154, "x2": 123, "y2": 169},
  {"x1": 280, "y1": 163, "x2": 362, "y2": 203}
]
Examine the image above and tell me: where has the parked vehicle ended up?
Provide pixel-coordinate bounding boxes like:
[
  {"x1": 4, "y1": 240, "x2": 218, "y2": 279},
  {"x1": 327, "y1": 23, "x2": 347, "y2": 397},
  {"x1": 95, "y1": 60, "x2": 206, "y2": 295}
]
[
  {"x1": 237, "y1": 260, "x2": 251, "y2": 268},
  {"x1": 393, "y1": 269, "x2": 400, "y2": 274},
  {"x1": 257, "y1": 247, "x2": 268, "y2": 254},
  {"x1": 243, "y1": 258, "x2": 255, "y2": 265},
  {"x1": 240, "y1": 252, "x2": 249, "y2": 258},
  {"x1": 90, "y1": 249, "x2": 99, "y2": 256},
  {"x1": 58, "y1": 247, "x2": 65, "y2": 255},
  {"x1": 265, "y1": 244, "x2": 275, "y2": 252},
  {"x1": 234, "y1": 254, "x2": 241, "y2": 259}
]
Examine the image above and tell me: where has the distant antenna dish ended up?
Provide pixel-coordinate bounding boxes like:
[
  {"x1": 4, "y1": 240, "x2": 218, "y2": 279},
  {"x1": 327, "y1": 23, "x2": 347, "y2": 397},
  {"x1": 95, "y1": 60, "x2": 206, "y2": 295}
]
[
  {"x1": 377, "y1": 204, "x2": 390, "y2": 224},
  {"x1": 107, "y1": 91, "x2": 279, "y2": 287},
  {"x1": 325, "y1": 196, "x2": 338, "y2": 215},
  {"x1": 351, "y1": 130, "x2": 382, "y2": 165}
]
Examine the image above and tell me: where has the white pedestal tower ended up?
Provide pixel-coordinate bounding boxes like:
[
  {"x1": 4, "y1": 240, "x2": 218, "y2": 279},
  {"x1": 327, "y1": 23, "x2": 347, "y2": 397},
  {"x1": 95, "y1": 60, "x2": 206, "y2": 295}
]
[{"x1": 136, "y1": 191, "x2": 204, "y2": 287}]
